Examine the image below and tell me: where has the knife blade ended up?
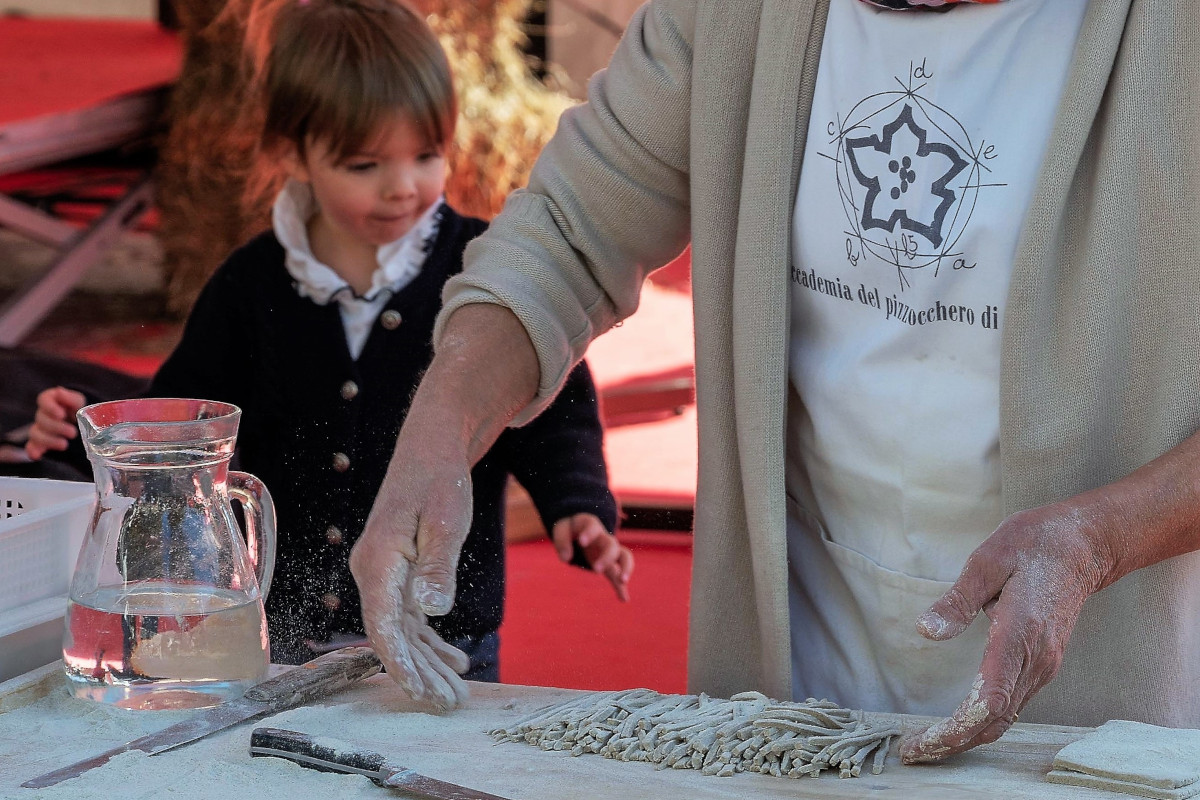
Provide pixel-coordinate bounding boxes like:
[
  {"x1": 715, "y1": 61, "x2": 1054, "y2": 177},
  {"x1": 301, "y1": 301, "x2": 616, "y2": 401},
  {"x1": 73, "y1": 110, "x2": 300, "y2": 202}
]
[
  {"x1": 250, "y1": 726, "x2": 515, "y2": 800},
  {"x1": 22, "y1": 646, "x2": 382, "y2": 789}
]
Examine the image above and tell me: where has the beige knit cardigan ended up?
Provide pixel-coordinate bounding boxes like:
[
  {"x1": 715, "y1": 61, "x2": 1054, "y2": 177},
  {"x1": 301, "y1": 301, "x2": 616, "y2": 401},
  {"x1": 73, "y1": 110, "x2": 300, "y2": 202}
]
[{"x1": 441, "y1": 0, "x2": 1200, "y2": 727}]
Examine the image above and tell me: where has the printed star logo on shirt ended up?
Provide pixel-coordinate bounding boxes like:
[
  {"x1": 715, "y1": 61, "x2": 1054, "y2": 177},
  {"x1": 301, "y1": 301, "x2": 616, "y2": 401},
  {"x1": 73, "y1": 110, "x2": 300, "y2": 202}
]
[{"x1": 844, "y1": 104, "x2": 968, "y2": 248}]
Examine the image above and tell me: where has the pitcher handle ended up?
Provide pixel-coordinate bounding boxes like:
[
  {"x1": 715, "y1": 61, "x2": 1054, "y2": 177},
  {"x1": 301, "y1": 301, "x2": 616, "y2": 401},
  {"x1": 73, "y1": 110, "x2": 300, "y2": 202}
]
[{"x1": 228, "y1": 471, "x2": 277, "y2": 601}]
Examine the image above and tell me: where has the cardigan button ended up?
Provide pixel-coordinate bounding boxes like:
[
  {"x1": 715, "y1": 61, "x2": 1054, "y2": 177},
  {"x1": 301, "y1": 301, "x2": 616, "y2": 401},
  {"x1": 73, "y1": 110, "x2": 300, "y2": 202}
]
[
  {"x1": 332, "y1": 452, "x2": 351, "y2": 473},
  {"x1": 325, "y1": 525, "x2": 344, "y2": 545},
  {"x1": 380, "y1": 310, "x2": 402, "y2": 330},
  {"x1": 321, "y1": 592, "x2": 341, "y2": 611},
  {"x1": 340, "y1": 380, "x2": 359, "y2": 401}
]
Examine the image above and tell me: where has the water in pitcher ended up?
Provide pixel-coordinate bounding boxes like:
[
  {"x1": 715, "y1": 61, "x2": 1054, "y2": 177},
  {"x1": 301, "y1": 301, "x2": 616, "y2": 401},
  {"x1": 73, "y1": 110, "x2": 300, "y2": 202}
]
[
  {"x1": 68, "y1": 398, "x2": 277, "y2": 709},
  {"x1": 63, "y1": 582, "x2": 269, "y2": 710}
]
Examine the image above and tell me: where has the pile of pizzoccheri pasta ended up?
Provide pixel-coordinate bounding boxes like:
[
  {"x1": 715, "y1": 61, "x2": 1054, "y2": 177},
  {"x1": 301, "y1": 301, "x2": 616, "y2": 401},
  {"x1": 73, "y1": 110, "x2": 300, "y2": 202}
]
[{"x1": 488, "y1": 688, "x2": 899, "y2": 779}]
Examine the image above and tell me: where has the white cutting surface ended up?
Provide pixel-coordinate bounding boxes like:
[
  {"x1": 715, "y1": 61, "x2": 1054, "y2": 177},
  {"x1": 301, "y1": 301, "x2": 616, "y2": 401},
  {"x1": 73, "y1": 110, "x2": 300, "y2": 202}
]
[{"x1": 0, "y1": 662, "x2": 1113, "y2": 799}]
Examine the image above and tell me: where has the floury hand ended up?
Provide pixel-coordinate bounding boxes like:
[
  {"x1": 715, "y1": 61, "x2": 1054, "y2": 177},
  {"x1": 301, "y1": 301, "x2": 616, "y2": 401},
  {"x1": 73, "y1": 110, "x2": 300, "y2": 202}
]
[{"x1": 351, "y1": 303, "x2": 540, "y2": 708}]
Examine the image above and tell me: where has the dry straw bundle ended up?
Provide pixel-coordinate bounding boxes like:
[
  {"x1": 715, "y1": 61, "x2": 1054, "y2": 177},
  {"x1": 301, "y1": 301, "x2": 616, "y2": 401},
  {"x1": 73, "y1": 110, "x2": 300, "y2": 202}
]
[
  {"x1": 155, "y1": 0, "x2": 266, "y2": 315},
  {"x1": 426, "y1": 0, "x2": 575, "y2": 223},
  {"x1": 156, "y1": 0, "x2": 573, "y2": 314}
]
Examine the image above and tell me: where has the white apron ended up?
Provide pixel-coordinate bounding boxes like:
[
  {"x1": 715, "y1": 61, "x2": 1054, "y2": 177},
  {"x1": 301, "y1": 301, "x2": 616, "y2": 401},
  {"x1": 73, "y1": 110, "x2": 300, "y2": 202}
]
[{"x1": 785, "y1": 0, "x2": 1087, "y2": 714}]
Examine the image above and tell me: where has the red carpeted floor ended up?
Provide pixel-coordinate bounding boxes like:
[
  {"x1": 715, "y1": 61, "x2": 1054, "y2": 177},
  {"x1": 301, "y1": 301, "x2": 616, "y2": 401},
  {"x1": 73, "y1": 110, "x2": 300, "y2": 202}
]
[{"x1": 499, "y1": 531, "x2": 691, "y2": 693}]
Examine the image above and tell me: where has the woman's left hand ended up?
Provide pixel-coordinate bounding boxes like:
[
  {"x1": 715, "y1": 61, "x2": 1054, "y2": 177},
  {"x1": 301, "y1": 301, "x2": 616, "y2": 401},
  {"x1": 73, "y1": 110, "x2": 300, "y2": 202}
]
[
  {"x1": 901, "y1": 430, "x2": 1200, "y2": 764},
  {"x1": 900, "y1": 499, "x2": 1111, "y2": 763}
]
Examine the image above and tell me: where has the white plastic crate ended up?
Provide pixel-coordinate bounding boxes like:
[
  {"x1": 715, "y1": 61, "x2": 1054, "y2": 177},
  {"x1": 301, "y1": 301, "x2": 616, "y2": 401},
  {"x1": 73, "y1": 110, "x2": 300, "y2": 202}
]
[{"x1": 0, "y1": 477, "x2": 95, "y2": 681}]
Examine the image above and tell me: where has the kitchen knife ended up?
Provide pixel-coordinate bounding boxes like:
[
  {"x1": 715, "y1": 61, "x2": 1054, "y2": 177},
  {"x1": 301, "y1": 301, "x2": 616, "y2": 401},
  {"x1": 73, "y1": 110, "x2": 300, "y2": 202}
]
[
  {"x1": 22, "y1": 646, "x2": 382, "y2": 789},
  {"x1": 250, "y1": 726, "x2": 515, "y2": 800}
]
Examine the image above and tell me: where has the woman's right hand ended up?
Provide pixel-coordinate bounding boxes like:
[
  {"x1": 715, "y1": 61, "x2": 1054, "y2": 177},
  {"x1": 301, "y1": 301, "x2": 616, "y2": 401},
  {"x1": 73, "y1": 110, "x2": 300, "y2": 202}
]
[
  {"x1": 350, "y1": 303, "x2": 540, "y2": 708},
  {"x1": 25, "y1": 387, "x2": 87, "y2": 460},
  {"x1": 349, "y1": 427, "x2": 476, "y2": 710}
]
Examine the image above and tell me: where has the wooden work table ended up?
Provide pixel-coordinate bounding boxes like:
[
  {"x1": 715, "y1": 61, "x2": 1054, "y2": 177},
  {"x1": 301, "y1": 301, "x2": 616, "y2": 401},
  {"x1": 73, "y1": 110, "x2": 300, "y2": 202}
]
[{"x1": 0, "y1": 662, "x2": 1110, "y2": 799}]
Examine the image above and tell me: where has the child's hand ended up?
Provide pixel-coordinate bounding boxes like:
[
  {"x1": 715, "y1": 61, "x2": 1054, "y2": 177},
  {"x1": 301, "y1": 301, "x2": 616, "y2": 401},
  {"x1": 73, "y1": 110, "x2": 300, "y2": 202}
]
[
  {"x1": 25, "y1": 387, "x2": 87, "y2": 460},
  {"x1": 551, "y1": 513, "x2": 634, "y2": 602}
]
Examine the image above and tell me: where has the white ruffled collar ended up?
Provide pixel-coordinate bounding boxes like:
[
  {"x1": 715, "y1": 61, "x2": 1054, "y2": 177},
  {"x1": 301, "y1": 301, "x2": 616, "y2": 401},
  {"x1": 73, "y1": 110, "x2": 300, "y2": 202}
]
[{"x1": 272, "y1": 179, "x2": 443, "y2": 305}]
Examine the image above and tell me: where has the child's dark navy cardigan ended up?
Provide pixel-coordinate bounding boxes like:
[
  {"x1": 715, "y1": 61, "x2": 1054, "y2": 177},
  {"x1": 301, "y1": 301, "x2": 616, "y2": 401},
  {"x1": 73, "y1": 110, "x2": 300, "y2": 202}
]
[{"x1": 147, "y1": 206, "x2": 617, "y2": 663}]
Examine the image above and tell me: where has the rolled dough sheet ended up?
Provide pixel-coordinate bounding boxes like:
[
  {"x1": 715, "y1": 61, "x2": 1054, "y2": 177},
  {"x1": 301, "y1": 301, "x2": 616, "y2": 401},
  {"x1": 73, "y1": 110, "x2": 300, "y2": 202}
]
[
  {"x1": 1046, "y1": 770, "x2": 1200, "y2": 800},
  {"x1": 1047, "y1": 719, "x2": 1200, "y2": 799}
]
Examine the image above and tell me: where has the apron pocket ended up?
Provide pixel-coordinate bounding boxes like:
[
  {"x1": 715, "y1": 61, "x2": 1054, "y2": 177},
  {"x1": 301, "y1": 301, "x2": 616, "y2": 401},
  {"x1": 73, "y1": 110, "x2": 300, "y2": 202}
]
[{"x1": 788, "y1": 496, "x2": 987, "y2": 715}]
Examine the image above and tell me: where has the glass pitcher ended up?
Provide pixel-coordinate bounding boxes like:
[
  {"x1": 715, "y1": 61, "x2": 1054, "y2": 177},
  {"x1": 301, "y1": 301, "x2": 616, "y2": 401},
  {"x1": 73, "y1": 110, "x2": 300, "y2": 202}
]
[{"x1": 63, "y1": 398, "x2": 276, "y2": 711}]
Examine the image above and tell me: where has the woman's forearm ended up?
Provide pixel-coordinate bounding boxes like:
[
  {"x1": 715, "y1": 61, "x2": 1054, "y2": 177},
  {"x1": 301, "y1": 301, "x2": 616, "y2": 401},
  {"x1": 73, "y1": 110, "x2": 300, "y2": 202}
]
[{"x1": 405, "y1": 302, "x2": 540, "y2": 466}]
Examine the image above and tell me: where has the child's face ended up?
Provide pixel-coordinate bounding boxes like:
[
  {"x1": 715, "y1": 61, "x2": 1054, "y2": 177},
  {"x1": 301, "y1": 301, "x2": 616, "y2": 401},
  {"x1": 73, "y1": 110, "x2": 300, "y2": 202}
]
[{"x1": 285, "y1": 114, "x2": 448, "y2": 250}]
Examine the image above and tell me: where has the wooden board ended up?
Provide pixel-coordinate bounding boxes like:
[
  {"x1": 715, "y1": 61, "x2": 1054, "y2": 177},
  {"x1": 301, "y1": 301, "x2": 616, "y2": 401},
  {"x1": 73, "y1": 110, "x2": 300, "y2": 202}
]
[{"x1": 0, "y1": 664, "x2": 1114, "y2": 799}]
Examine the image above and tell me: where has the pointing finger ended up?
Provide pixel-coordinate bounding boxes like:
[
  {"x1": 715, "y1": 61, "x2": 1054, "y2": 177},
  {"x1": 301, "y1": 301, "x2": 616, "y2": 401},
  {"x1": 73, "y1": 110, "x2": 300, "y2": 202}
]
[{"x1": 550, "y1": 518, "x2": 574, "y2": 562}]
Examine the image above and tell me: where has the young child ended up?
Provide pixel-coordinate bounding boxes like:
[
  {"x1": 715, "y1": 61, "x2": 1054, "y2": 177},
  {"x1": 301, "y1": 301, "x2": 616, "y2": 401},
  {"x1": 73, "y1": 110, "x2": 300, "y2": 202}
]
[{"x1": 26, "y1": 0, "x2": 632, "y2": 678}]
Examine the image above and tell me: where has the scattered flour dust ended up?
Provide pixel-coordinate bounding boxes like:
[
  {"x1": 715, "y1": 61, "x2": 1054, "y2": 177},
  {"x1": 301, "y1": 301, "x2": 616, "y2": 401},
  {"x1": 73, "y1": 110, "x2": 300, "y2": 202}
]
[{"x1": 0, "y1": 671, "x2": 491, "y2": 800}]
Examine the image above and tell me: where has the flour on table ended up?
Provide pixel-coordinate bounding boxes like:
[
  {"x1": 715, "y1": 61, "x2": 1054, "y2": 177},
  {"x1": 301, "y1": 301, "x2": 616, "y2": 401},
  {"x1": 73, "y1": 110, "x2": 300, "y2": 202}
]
[{"x1": 2, "y1": 675, "x2": 462, "y2": 800}]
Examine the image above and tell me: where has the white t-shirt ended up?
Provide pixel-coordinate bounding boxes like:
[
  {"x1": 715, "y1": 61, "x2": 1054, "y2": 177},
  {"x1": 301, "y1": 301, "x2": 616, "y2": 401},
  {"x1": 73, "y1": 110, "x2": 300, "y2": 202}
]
[{"x1": 786, "y1": 0, "x2": 1087, "y2": 714}]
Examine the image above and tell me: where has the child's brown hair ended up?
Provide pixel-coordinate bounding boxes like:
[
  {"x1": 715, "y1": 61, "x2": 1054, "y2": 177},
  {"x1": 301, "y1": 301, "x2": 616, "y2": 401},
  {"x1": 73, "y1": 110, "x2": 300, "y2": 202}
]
[{"x1": 260, "y1": 0, "x2": 455, "y2": 161}]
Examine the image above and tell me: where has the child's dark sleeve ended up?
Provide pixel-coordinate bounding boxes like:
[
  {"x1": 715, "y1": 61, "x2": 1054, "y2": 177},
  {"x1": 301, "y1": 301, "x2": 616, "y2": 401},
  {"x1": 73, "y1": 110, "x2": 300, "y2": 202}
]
[
  {"x1": 144, "y1": 258, "x2": 252, "y2": 407},
  {"x1": 42, "y1": 256, "x2": 253, "y2": 476},
  {"x1": 500, "y1": 360, "x2": 619, "y2": 546}
]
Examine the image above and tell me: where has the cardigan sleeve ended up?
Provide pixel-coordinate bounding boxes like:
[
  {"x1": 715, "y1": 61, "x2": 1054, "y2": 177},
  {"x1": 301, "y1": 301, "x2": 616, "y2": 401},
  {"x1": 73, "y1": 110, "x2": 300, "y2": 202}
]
[
  {"x1": 145, "y1": 254, "x2": 255, "y2": 408},
  {"x1": 434, "y1": 0, "x2": 697, "y2": 424},
  {"x1": 498, "y1": 360, "x2": 619, "y2": 550}
]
